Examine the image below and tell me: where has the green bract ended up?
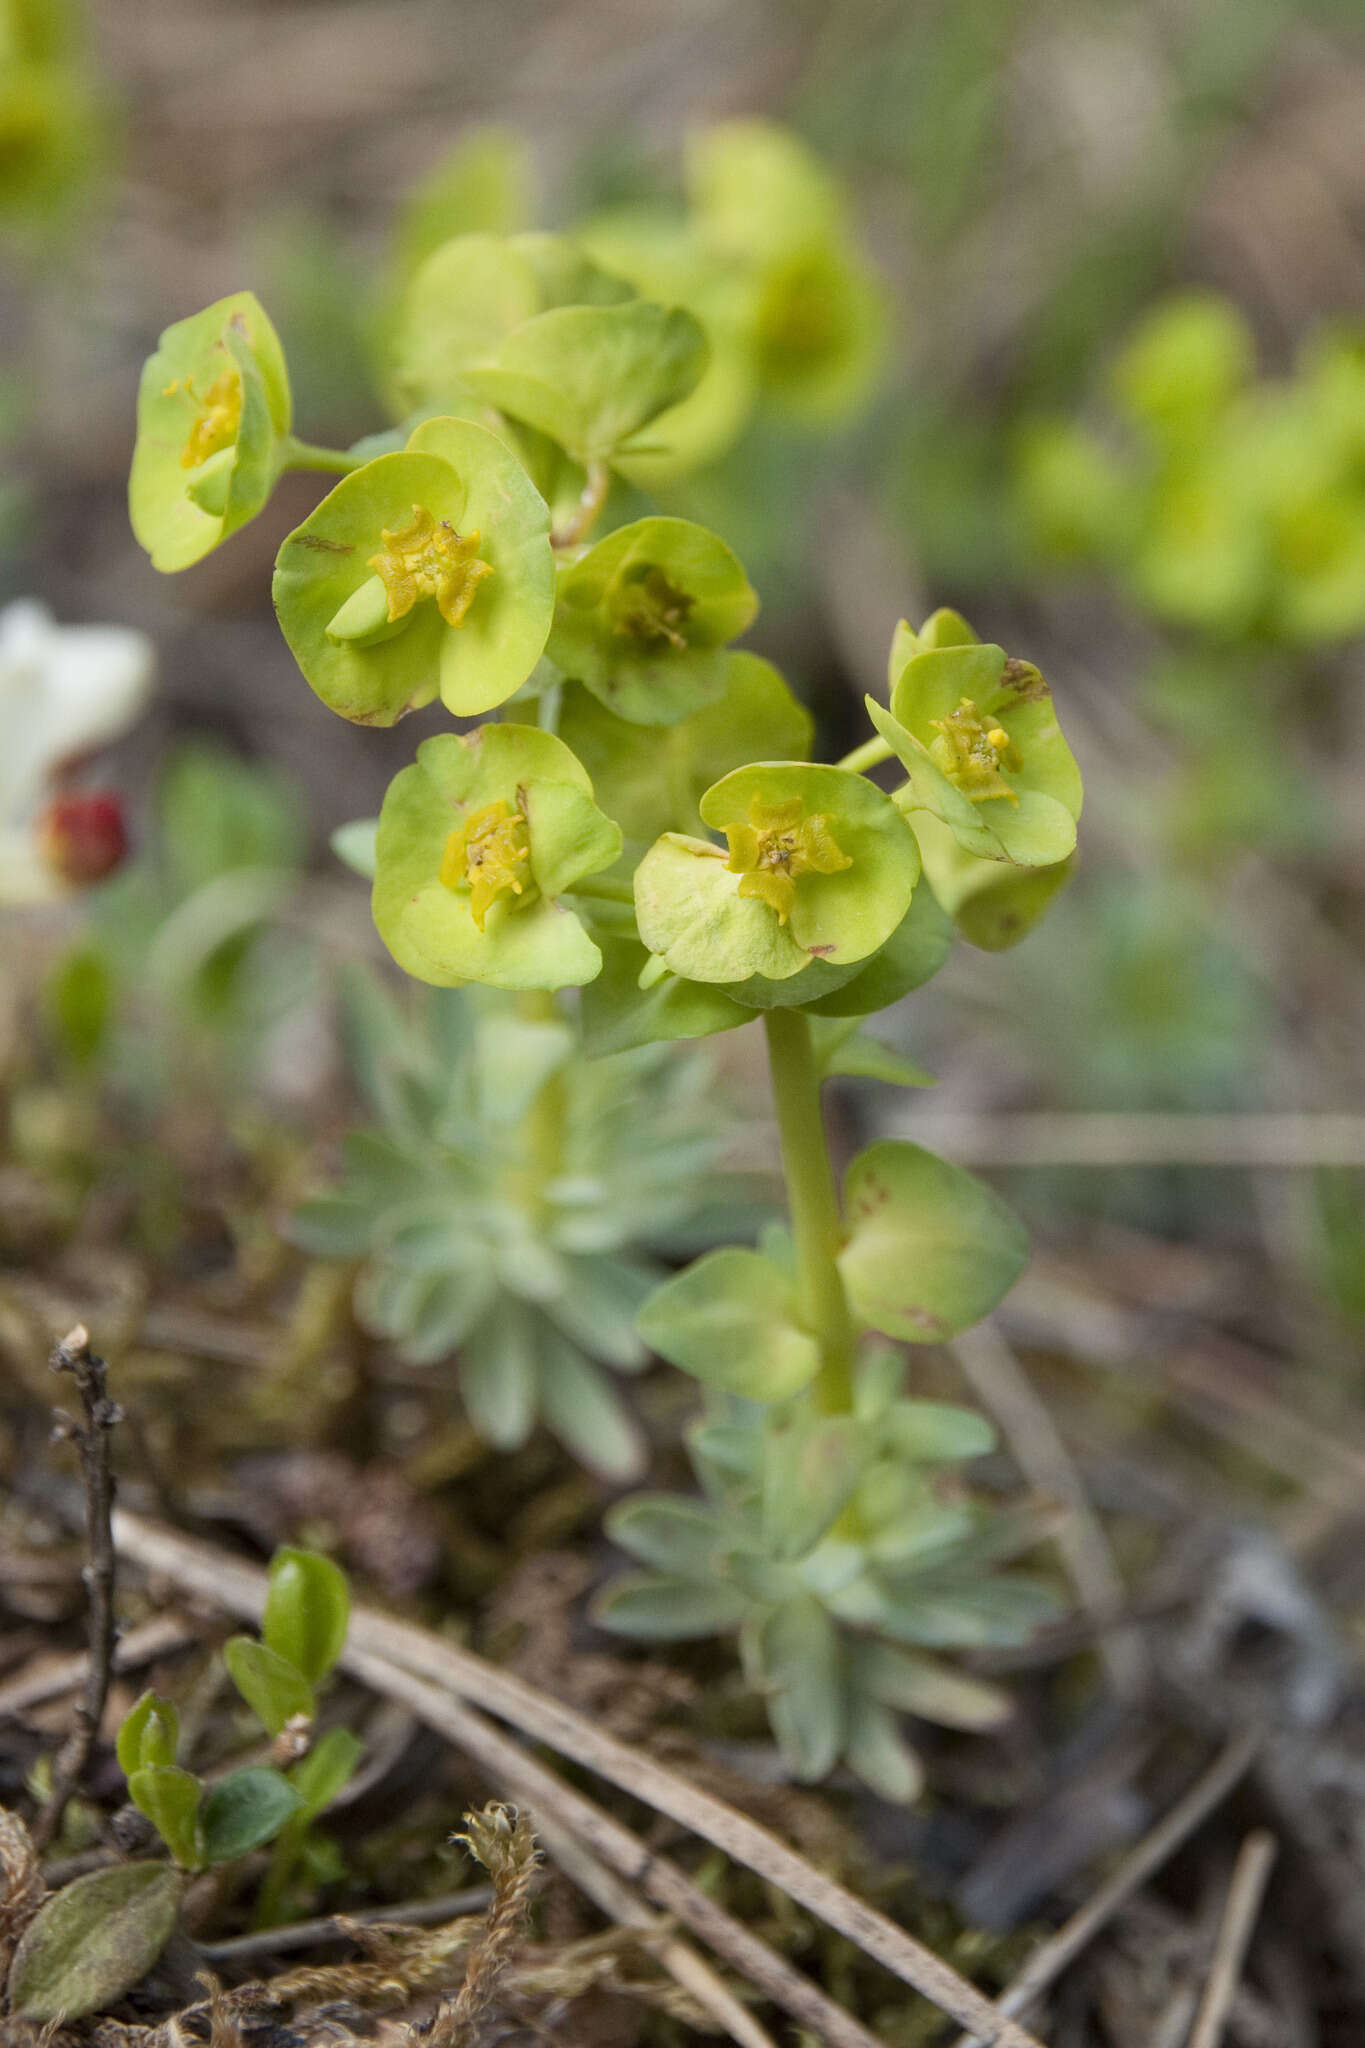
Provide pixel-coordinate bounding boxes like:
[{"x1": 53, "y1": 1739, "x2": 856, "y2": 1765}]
[
  {"x1": 871, "y1": 620, "x2": 1082, "y2": 869},
  {"x1": 637, "y1": 1246, "x2": 820, "y2": 1401},
  {"x1": 461, "y1": 301, "x2": 708, "y2": 467},
  {"x1": 272, "y1": 417, "x2": 554, "y2": 724},
  {"x1": 557, "y1": 650, "x2": 812, "y2": 840},
  {"x1": 634, "y1": 762, "x2": 919, "y2": 992},
  {"x1": 372, "y1": 725, "x2": 621, "y2": 991},
  {"x1": 915, "y1": 810, "x2": 1076, "y2": 951},
  {"x1": 390, "y1": 229, "x2": 634, "y2": 418},
  {"x1": 548, "y1": 516, "x2": 758, "y2": 725},
  {"x1": 838, "y1": 1141, "x2": 1029, "y2": 1343},
  {"x1": 130, "y1": 293, "x2": 291, "y2": 573}
]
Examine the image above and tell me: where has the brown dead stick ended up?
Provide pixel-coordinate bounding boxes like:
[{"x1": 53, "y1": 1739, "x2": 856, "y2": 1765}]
[
  {"x1": 1185, "y1": 1830, "x2": 1278, "y2": 2048},
  {"x1": 31, "y1": 1328, "x2": 122, "y2": 1854},
  {"x1": 111, "y1": 1508, "x2": 1042, "y2": 2048},
  {"x1": 950, "y1": 1729, "x2": 1261, "y2": 2048}
]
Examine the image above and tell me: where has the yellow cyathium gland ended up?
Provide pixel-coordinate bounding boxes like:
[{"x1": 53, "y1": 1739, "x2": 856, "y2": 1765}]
[
  {"x1": 370, "y1": 505, "x2": 494, "y2": 629},
  {"x1": 611, "y1": 565, "x2": 695, "y2": 651},
  {"x1": 164, "y1": 369, "x2": 243, "y2": 470},
  {"x1": 440, "y1": 799, "x2": 531, "y2": 930},
  {"x1": 724, "y1": 794, "x2": 851, "y2": 925},
  {"x1": 927, "y1": 698, "x2": 1020, "y2": 804}
]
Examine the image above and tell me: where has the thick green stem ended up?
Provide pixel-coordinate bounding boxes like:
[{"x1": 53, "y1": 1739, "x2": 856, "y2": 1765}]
[
  {"x1": 762, "y1": 1008, "x2": 857, "y2": 1414},
  {"x1": 282, "y1": 436, "x2": 364, "y2": 476},
  {"x1": 835, "y1": 734, "x2": 894, "y2": 775}
]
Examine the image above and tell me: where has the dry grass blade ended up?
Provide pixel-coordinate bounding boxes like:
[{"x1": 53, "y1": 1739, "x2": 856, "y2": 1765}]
[
  {"x1": 1185, "y1": 1830, "x2": 1278, "y2": 2048},
  {"x1": 0, "y1": 1613, "x2": 192, "y2": 1720},
  {"x1": 111, "y1": 1507, "x2": 1044, "y2": 2048}
]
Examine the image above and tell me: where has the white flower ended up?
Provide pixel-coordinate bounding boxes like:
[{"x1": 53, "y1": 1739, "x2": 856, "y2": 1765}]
[{"x1": 0, "y1": 600, "x2": 155, "y2": 903}]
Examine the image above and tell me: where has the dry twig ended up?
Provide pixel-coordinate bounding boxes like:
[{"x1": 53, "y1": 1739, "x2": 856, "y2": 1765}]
[
  {"x1": 110, "y1": 1507, "x2": 1045, "y2": 2048},
  {"x1": 951, "y1": 1729, "x2": 1261, "y2": 2048},
  {"x1": 1185, "y1": 1830, "x2": 1278, "y2": 2048},
  {"x1": 31, "y1": 1327, "x2": 121, "y2": 1854}
]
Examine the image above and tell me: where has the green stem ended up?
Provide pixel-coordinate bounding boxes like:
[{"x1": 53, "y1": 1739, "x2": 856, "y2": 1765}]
[
  {"x1": 282, "y1": 436, "x2": 364, "y2": 476},
  {"x1": 835, "y1": 734, "x2": 894, "y2": 775},
  {"x1": 762, "y1": 1008, "x2": 857, "y2": 1415}
]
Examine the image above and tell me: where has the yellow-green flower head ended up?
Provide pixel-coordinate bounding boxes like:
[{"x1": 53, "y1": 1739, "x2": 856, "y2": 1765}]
[
  {"x1": 273, "y1": 417, "x2": 554, "y2": 726},
  {"x1": 723, "y1": 793, "x2": 851, "y2": 923},
  {"x1": 634, "y1": 761, "x2": 920, "y2": 1002},
  {"x1": 372, "y1": 724, "x2": 621, "y2": 991},
  {"x1": 867, "y1": 612, "x2": 1082, "y2": 870},
  {"x1": 130, "y1": 293, "x2": 292, "y2": 573},
  {"x1": 549, "y1": 516, "x2": 758, "y2": 726}
]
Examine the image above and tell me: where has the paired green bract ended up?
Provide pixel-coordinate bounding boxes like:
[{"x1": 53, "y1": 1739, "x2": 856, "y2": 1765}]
[
  {"x1": 273, "y1": 417, "x2": 555, "y2": 724},
  {"x1": 130, "y1": 292, "x2": 292, "y2": 572},
  {"x1": 635, "y1": 762, "x2": 920, "y2": 993},
  {"x1": 372, "y1": 724, "x2": 621, "y2": 990}
]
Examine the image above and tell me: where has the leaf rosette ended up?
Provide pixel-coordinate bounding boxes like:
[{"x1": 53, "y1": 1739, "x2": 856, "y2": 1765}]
[
  {"x1": 273, "y1": 416, "x2": 554, "y2": 725},
  {"x1": 372, "y1": 724, "x2": 621, "y2": 991},
  {"x1": 633, "y1": 761, "x2": 920, "y2": 999},
  {"x1": 130, "y1": 292, "x2": 291, "y2": 573},
  {"x1": 869, "y1": 611, "x2": 1082, "y2": 870},
  {"x1": 548, "y1": 516, "x2": 758, "y2": 726}
]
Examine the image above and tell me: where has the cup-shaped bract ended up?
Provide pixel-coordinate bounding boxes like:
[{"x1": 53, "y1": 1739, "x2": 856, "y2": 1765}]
[
  {"x1": 372, "y1": 724, "x2": 622, "y2": 991},
  {"x1": 459, "y1": 300, "x2": 709, "y2": 467},
  {"x1": 872, "y1": 620, "x2": 1082, "y2": 869},
  {"x1": 558, "y1": 650, "x2": 813, "y2": 842},
  {"x1": 130, "y1": 293, "x2": 291, "y2": 573},
  {"x1": 549, "y1": 516, "x2": 758, "y2": 726},
  {"x1": 634, "y1": 762, "x2": 920, "y2": 992},
  {"x1": 273, "y1": 417, "x2": 554, "y2": 726},
  {"x1": 914, "y1": 810, "x2": 1075, "y2": 951}
]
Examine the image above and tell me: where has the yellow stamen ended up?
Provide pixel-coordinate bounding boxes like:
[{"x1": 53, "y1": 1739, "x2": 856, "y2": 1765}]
[
  {"x1": 724, "y1": 793, "x2": 852, "y2": 925},
  {"x1": 927, "y1": 698, "x2": 1020, "y2": 805},
  {"x1": 165, "y1": 370, "x2": 243, "y2": 470},
  {"x1": 369, "y1": 505, "x2": 493, "y2": 629},
  {"x1": 440, "y1": 799, "x2": 531, "y2": 930}
]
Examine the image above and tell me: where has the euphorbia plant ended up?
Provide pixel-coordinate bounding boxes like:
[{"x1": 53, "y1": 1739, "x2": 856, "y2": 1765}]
[{"x1": 129, "y1": 140, "x2": 1081, "y2": 1795}]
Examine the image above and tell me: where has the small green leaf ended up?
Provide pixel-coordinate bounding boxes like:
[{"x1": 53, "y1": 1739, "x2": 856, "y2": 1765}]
[
  {"x1": 595, "y1": 1572, "x2": 749, "y2": 1639},
  {"x1": 291, "y1": 1727, "x2": 365, "y2": 1819},
  {"x1": 753, "y1": 1596, "x2": 846, "y2": 1781},
  {"x1": 579, "y1": 936, "x2": 750, "y2": 1057},
  {"x1": 126, "y1": 1765, "x2": 203, "y2": 1870},
  {"x1": 199, "y1": 1767, "x2": 306, "y2": 1865},
  {"x1": 223, "y1": 1637, "x2": 316, "y2": 1737},
  {"x1": 637, "y1": 1247, "x2": 820, "y2": 1400},
  {"x1": 7, "y1": 1862, "x2": 184, "y2": 2021},
  {"x1": 116, "y1": 1691, "x2": 179, "y2": 1777},
  {"x1": 844, "y1": 1693, "x2": 923, "y2": 1802},
  {"x1": 838, "y1": 1140, "x2": 1028, "y2": 1344},
  {"x1": 803, "y1": 886, "x2": 953, "y2": 1017},
  {"x1": 262, "y1": 1547, "x2": 351, "y2": 1683},
  {"x1": 811, "y1": 1019, "x2": 935, "y2": 1087},
  {"x1": 852, "y1": 1639, "x2": 1010, "y2": 1730},
  {"x1": 885, "y1": 1399, "x2": 996, "y2": 1462},
  {"x1": 606, "y1": 1494, "x2": 724, "y2": 1576},
  {"x1": 914, "y1": 810, "x2": 1076, "y2": 950},
  {"x1": 761, "y1": 1413, "x2": 871, "y2": 1561}
]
